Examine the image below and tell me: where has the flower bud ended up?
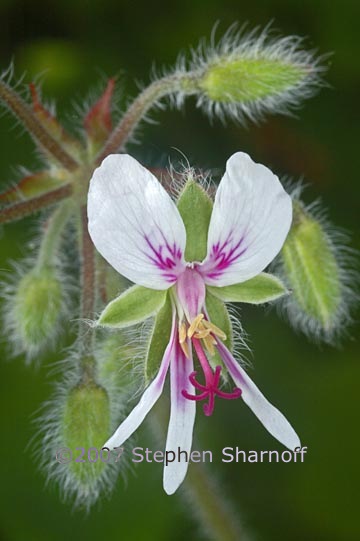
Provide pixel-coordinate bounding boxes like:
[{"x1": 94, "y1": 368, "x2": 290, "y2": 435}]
[
  {"x1": 61, "y1": 379, "x2": 111, "y2": 488},
  {"x1": 6, "y1": 266, "x2": 64, "y2": 359},
  {"x1": 279, "y1": 203, "x2": 351, "y2": 342},
  {"x1": 39, "y1": 365, "x2": 120, "y2": 509},
  {"x1": 200, "y1": 58, "x2": 305, "y2": 102},
  {"x1": 188, "y1": 28, "x2": 322, "y2": 122}
]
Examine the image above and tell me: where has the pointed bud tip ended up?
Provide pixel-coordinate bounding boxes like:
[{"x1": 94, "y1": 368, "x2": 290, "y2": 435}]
[{"x1": 84, "y1": 78, "x2": 116, "y2": 148}]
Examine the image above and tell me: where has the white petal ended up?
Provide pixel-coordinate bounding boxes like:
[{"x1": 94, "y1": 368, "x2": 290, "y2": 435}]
[
  {"x1": 104, "y1": 313, "x2": 177, "y2": 449},
  {"x1": 163, "y1": 340, "x2": 196, "y2": 495},
  {"x1": 88, "y1": 154, "x2": 186, "y2": 289},
  {"x1": 217, "y1": 341, "x2": 301, "y2": 450},
  {"x1": 199, "y1": 152, "x2": 292, "y2": 286}
]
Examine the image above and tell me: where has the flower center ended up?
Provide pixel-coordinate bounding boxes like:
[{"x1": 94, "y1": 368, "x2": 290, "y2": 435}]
[{"x1": 179, "y1": 313, "x2": 242, "y2": 416}]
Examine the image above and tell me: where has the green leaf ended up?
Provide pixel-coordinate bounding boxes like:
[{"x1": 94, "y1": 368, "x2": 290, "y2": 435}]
[
  {"x1": 98, "y1": 285, "x2": 167, "y2": 328},
  {"x1": 207, "y1": 273, "x2": 288, "y2": 304},
  {"x1": 145, "y1": 293, "x2": 173, "y2": 382},
  {"x1": 177, "y1": 179, "x2": 213, "y2": 261},
  {"x1": 205, "y1": 290, "x2": 233, "y2": 377}
]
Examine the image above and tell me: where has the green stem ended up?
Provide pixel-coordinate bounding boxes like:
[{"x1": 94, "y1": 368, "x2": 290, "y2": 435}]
[
  {"x1": 77, "y1": 205, "x2": 97, "y2": 367},
  {"x1": 0, "y1": 80, "x2": 79, "y2": 170},
  {"x1": 80, "y1": 204, "x2": 96, "y2": 320},
  {"x1": 184, "y1": 462, "x2": 247, "y2": 541},
  {"x1": 97, "y1": 74, "x2": 195, "y2": 161},
  {"x1": 36, "y1": 200, "x2": 73, "y2": 268},
  {"x1": 0, "y1": 184, "x2": 72, "y2": 224}
]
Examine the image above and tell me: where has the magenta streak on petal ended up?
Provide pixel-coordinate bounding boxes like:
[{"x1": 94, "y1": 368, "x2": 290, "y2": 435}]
[
  {"x1": 207, "y1": 234, "x2": 247, "y2": 278},
  {"x1": 199, "y1": 233, "x2": 247, "y2": 281},
  {"x1": 144, "y1": 235, "x2": 183, "y2": 283}
]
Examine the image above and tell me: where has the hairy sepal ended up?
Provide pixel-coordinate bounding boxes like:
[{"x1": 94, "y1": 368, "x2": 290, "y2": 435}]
[
  {"x1": 145, "y1": 293, "x2": 173, "y2": 382},
  {"x1": 177, "y1": 178, "x2": 212, "y2": 262},
  {"x1": 207, "y1": 273, "x2": 289, "y2": 304},
  {"x1": 205, "y1": 290, "x2": 233, "y2": 378},
  {"x1": 98, "y1": 285, "x2": 167, "y2": 328}
]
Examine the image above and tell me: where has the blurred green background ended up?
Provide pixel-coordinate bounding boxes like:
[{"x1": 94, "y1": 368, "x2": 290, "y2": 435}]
[{"x1": 0, "y1": 0, "x2": 359, "y2": 540}]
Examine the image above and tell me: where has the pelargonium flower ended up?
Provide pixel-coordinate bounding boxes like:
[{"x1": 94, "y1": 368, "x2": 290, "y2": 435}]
[{"x1": 87, "y1": 151, "x2": 300, "y2": 494}]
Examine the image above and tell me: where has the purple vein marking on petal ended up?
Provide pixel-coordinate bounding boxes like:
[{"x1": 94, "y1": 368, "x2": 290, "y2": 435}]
[
  {"x1": 144, "y1": 235, "x2": 183, "y2": 283},
  {"x1": 206, "y1": 232, "x2": 247, "y2": 279}
]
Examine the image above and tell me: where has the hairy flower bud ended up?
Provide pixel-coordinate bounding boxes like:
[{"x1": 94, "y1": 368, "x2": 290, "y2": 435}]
[
  {"x1": 185, "y1": 27, "x2": 323, "y2": 123},
  {"x1": 62, "y1": 379, "x2": 111, "y2": 484},
  {"x1": 38, "y1": 360, "x2": 122, "y2": 509},
  {"x1": 5, "y1": 265, "x2": 65, "y2": 360},
  {"x1": 278, "y1": 201, "x2": 355, "y2": 342}
]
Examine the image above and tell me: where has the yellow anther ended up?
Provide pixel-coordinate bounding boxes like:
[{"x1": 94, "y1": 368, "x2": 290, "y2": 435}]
[
  {"x1": 203, "y1": 334, "x2": 217, "y2": 356},
  {"x1": 179, "y1": 322, "x2": 187, "y2": 344},
  {"x1": 187, "y1": 313, "x2": 204, "y2": 338},
  {"x1": 180, "y1": 340, "x2": 191, "y2": 360},
  {"x1": 193, "y1": 328, "x2": 211, "y2": 339},
  {"x1": 202, "y1": 319, "x2": 227, "y2": 340}
]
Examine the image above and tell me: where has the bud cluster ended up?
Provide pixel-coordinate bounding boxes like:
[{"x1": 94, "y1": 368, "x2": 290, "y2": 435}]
[{"x1": 0, "y1": 24, "x2": 357, "y2": 515}]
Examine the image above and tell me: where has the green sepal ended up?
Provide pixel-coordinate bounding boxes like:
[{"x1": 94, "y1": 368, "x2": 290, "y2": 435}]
[
  {"x1": 145, "y1": 292, "x2": 173, "y2": 383},
  {"x1": 98, "y1": 285, "x2": 167, "y2": 328},
  {"x1": 205, "y1": 290, "x2": 233, "y2": 379},
  {"x1": 0, "y1": 171, "x2": 68, "y2": 203},
  {"x1": 177, "y1": 179, "x2": 213, "y2": 262},
  {"x1": 207, "y1": 273, "x2": 289, "y2": 304}
]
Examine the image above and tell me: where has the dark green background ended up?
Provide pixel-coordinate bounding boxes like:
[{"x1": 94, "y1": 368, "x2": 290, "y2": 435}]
[{"x1": 0, "y1": 1, "x2": 359, "y2": 540}]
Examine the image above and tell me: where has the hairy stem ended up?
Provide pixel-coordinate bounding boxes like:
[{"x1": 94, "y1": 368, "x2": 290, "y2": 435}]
[
  {"x1": 97, "y1": 74, "x2": 195, "y2": 161},
  {"x1": 80, "y1": 205, "x2": 96, "y2": 321},
  {"x1": 0, "y1": 80, "x2": 79, "y2": 170},
  {"x1": 37, "y1": 200, "x2": 73, "y2": 268},
  {"x1": 184, "y1": 462, "x2": 247, "y2": 541},
  {"x1": 0, "y1": 184, "x2": 72, "y2": 224}
]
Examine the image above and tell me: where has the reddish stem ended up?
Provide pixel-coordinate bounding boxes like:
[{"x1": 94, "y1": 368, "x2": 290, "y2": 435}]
[{"x1": 0, "y1": 184, "x2": 72, "y2": 224}]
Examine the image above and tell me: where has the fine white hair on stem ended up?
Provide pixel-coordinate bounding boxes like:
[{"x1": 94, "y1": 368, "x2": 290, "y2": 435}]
[{"x1": 272, "y1": 182, "x2": 359, "y2": 345}]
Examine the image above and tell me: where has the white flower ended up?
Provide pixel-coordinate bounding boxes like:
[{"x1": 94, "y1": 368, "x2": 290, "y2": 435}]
[{"x1": 87, "y1": 151, "x2": 300, "y2": 495}]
